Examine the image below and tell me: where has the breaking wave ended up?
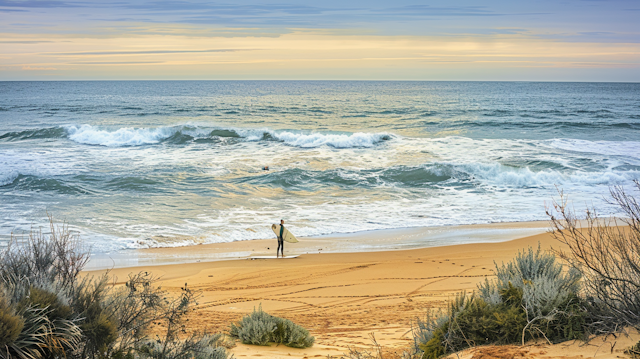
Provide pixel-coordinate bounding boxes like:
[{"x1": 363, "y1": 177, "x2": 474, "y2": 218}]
[{"x1": 1, "y1": 124, "x2": 393, "y2": 148}]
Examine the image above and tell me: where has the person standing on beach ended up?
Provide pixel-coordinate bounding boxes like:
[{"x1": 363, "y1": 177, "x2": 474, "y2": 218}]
[{"x1": 277, "y1": 219, "x2": 285, "y2": 258}]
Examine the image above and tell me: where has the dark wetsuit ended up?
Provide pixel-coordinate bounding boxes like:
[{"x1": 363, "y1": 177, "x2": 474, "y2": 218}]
[{"x1": 277, "y1": 225, "x2": 284, "y2": 256}]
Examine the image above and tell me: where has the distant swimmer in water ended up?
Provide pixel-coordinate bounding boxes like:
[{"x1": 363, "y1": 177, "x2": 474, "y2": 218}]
[{"x1": 263, "y1": 166, "x2": 269, "y2": 171}]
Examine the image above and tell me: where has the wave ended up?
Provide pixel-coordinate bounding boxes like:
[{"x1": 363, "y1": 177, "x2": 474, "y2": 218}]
[
  {"x1": 451, "y1": 162, "x2": 639, "y2": 188},
  {"x1": 1, "y1": 124, "x2": 393, "y2": 148},
  {"x1": 105, "y1": 176, "x2": 162, "y2": 192},
  {"x1": 0, "y1": 170, "x2": 19, "y2": 187},
  {"x1": 420, "y1": 119, "x2": 640, "y2": 131},
  {"x1": 0, "y1": 127, "x2": 67, "y2": 141},
  {"x1": 266, "y1": 131, "x2": 392, "y2": 148},
  {"x1": 239, "y1": 162, "x2": 639, "y2": 190},
  {"x1": 65, "y1": 125, "x2": 182, "y2": 146},
  {"x1": 2, "y1": 174, "x2": 89, "y2": 194}
]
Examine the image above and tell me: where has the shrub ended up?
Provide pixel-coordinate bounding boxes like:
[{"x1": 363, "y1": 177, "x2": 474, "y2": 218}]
[
  {"x1": 273, "y1": 316, "x2": 315, "y2": 348},
  {"x1": 478, "y1": 245, "x2": 585, "y2": 343},
  {"x1": 0, "y1": 216, "x2": 231, "y2": 359},
  {"x1": 229, "y1": 305, "x2": 314, "y2": 348},
  {"x1": 414, "y1": 246, "x2": 586, "y2": 359},
  {"x1": 548, "y1": 180, "x2": 640, "y2": 334},
  {"x1": 0, "y1": 295, "x2": 24, "y2": 348},
  {"x1": 411, "y1": 309, "x2": 448, "y2": 355},
  {"x1": 137, "y1": 333, "x2": 229, "y2": 359},
  {"x1": 19, "y1": 286, "x2": 73, "y2": 320}
]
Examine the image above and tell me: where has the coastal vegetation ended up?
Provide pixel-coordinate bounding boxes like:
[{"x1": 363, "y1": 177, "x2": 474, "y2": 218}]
[
  {"x1": 547, "y1": 180, "x2": 640, "y2": 335},
  {"x1": 408, "y1": 180, "x2": 640, "y2": 359},
  {"x1": 228, "y1": 305, "x2": 315, "y2": 348},
  {"x1": 0, "y1": 216, "x2": 231, "y2": 359},
  {"x1": 412, "y1": 246, "x2": 586, "y2": 358}
]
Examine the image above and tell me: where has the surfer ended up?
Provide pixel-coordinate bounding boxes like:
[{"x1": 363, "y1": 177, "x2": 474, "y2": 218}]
[{"x1": 277, "y1": 219, "x2": 285, "y2": 257}]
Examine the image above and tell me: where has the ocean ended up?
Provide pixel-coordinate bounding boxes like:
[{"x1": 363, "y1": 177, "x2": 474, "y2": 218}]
[{"x1": 1, "y1": 81, "x2": 639, "y2": 255}]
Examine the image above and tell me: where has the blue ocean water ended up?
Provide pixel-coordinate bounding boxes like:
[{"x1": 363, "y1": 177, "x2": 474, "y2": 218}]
[{"x1": 0, "y1": 81, "x2": 639, "y2": 253}]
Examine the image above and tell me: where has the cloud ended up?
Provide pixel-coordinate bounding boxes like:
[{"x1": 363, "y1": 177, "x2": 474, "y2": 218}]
[
  {"x1": 578, "y1": 31, "x2": 615, "y2": 36},
  {"x1": 69, "y1": 61, "x2": 164, "y2": 64},
  {"x1": 0, "y1": 40, "x2": 54, "y2": 43},
  {"x1": 52, "y1": 48, "x2": 252, "y2": 56},
  {"x1": 374, "y1": 5, "x2": 501, "y2": 17},
  {"x1": 22, "y1": 65, "x2": 56, "y2": 70},
  {"x1": 0, "y1": 0, "x2": 80, "y2": 8},
  {"x1": 120, "y1": 2, "x2": 328, "y2": 16}
]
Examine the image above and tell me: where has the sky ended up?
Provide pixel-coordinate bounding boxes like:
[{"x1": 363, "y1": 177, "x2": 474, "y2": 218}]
[{"x1": 1, "y1": 0, "x2": 639, "y2": 81}]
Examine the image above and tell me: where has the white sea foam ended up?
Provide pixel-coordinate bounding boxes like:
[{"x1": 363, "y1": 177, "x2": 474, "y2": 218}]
[
  {"x1": 0, "y1": 149, "x2": 83, "y2": 183},
  {"x1": 547, "y1": 139, "x2": 640, "y2": 159},
  {"x1": 63, "y1": 124, "x2": 392, "y2": 148},
  {"x1": 452, "y1": 162, "x2": 637, "y2": 188},
  {"x1": 65, "y1": 125, "x2": 176, "y2": 147},
  {"x1": 271, "y1": 131, "x2": 391, "y2": 148},
  {"x1": 0, "y1": 170, "x2": 18, "y2": 186}
]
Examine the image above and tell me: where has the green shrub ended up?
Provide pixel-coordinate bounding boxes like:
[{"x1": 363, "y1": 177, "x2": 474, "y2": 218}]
[
  {"x1": 80, "y1": 302, "x2": 118, "y2": 356},
  {"x1": 0, "y1": 295, "x2": 24, "y2": 348},
  {"x1": 273, "y1": 316, "x2": 315, "y2": 348},
  {"x1": 414, "y1": 246, "x2": 586, "y2": 359},
  {"x1": 229, "y1": 305, "x2": 314, "y2": 348},
  {"x1": 137, "y1": 333, "x2": 229, "y2": 359},
  {"x1": 19, "y1": 286, "x2": 73, "y2": 320},
  {"x1": 411, "y1": 309, "x2": 448, "y2": 354}
]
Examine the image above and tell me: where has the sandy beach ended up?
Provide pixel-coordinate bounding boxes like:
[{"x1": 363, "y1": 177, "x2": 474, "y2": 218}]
[{"x1": 85, "y1": 223, "x2": 638, "y2": 359}]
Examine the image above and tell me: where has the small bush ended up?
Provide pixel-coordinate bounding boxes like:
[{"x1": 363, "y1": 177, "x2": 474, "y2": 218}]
[
  {"x1": 137, "y1": 333, "x2": 229, "y2": 359},
  {"x1": 0, "y1": 295, "x2": 24, "y2": 348},
  {"x1": 548, "y1": 180, "x2": 640, "y2": 334},
  {"x1": 19, "y1": 286, "x2": 73, "y2": 320},
  {"x1": 273, "y1": 316, "x2": 315, "y2": 348},
  {"x1": 411, "y1": 309, "x2": 448, "y2": 354},
  {"x1": 229, "y1": 305, "x2": 314, "y2": 348},
  {"x1": 414, "y1": 246, "x2": 586, "y2": 359}
]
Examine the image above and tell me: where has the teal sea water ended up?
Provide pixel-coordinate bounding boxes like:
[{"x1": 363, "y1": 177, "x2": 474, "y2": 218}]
[{"x1": 1, "y1": 81, "x2": 639, "y2": 254}]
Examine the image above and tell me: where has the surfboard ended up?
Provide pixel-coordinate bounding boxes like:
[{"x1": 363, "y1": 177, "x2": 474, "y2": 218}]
[
  {"x1": 249, "y1": 255, "x2": 299, "y2": 260},
  {"x1": 271, "y1": 224, "x2": 299, "y2": 243}
]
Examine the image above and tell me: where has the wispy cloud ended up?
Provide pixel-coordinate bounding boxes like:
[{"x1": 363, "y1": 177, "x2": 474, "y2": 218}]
[
  {"x1": 69, "y1": 61, "x2": 164, "y2": 64},
  {"x1": 0, "y1": 0, "x2": 80, "y2": 8},
  {"x1": 22, "y1": 65, "x2": 56, "y2": 70},
  {"x1": 0, "y1": 40, "x2": 54, "y2": 43},
  {"x1": 373, "y1": 5, "x2": 502, "y2": 17},
  {"x1": 52, "y1": 49, "x2": 252, "y2": 56}
]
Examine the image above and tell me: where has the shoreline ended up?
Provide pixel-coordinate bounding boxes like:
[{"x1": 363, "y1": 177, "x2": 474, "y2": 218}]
[{"x1": 85, "y1": 220, "x2": 550, "y2": 271}]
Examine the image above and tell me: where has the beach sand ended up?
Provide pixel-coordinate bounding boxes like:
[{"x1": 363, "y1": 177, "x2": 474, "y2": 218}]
[{"x1": 86, "y1": 225, "x2": 638, "y2": 358}]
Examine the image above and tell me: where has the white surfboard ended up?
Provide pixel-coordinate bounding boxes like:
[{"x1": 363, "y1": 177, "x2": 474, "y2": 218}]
[
  {"x1": 271, "y1": 224, "x2": 299, "y2": 243},
  {"x1": 249, "y1": 255, "x2": 299, "y2": 260}
]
